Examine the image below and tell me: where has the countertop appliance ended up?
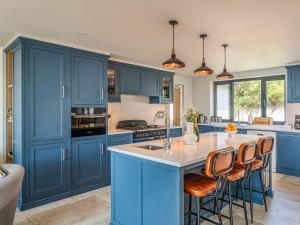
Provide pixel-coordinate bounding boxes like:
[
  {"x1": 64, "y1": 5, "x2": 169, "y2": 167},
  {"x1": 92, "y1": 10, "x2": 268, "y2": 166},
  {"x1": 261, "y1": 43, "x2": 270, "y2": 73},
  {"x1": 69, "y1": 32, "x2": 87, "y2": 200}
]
[
  {"x1": 247, "y1": 130, "x2": 277, "y2": 172},
  {"x1": 71, "y1": 107, "x2": 106, "y2": 137},
  {"x1": 116, "y1": 120, "x2": 166, "y2": 142},
  {"x1": 295, "y1": 115, "x2": 300, "y2": 129}
]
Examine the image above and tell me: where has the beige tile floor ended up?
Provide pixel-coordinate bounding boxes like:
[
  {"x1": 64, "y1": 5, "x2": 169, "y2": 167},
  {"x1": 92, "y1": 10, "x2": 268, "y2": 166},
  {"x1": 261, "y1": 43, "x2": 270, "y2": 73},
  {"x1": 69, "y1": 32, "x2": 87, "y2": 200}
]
[{"x1": 14, "y1": 173, "x2": 300, "y2": 225}]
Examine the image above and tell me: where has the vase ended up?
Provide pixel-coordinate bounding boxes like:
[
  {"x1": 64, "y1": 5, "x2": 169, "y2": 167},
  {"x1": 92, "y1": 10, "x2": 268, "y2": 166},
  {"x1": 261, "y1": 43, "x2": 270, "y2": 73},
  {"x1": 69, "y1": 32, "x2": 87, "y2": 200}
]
[{"x1": 184, "y1": 122, "x2": 197, "y2": 145}]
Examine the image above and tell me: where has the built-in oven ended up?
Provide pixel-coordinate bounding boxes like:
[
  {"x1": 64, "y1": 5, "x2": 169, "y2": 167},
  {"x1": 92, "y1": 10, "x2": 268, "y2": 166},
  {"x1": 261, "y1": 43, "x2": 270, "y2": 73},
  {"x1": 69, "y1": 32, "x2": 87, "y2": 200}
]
[{"x1": 71, "y1": 107, "x2": 106, "y2": 137}]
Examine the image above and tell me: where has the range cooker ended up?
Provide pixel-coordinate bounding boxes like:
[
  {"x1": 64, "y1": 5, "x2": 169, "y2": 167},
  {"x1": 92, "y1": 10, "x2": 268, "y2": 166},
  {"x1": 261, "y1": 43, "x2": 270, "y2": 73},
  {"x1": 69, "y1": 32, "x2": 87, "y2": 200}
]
[{"x1": 116, "y1": 120, "x2": 166, "y2": 142}]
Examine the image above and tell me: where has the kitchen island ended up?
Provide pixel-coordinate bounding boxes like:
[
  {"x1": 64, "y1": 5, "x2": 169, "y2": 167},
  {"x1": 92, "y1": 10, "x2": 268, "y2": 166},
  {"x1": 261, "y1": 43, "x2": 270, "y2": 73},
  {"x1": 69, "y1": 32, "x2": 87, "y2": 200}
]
[{"x1": 108, "y1": 132, "x2": 273, "y2": 225}]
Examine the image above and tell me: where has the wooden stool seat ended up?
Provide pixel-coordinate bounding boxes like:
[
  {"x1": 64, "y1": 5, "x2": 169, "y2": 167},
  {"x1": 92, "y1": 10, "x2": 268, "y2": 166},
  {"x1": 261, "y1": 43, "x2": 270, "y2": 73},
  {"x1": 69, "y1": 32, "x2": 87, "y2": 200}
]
[
  {"x1": 226, "y1": 164, "x2": 245, "y2": 182},
  {"x1": 250, "y1": 159, "x2": 263, "y2": 171},
  {"x1": 184, "y1": 173, "x2": 217, "y2": 197}
]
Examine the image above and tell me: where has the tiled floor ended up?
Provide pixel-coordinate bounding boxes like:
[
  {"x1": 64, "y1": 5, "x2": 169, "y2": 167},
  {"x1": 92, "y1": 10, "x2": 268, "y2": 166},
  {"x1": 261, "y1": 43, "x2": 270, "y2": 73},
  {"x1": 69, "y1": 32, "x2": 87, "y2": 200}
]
[{"x1": 14, "y1": 173, "x2": 300, "y2": 225}]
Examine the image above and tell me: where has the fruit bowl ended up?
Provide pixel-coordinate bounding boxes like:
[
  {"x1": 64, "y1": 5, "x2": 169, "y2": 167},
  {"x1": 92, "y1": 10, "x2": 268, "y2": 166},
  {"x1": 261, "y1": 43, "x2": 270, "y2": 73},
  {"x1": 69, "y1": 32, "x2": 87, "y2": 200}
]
[{"x1": 225, "y1": 123, "x2": 238, "y2": 137}]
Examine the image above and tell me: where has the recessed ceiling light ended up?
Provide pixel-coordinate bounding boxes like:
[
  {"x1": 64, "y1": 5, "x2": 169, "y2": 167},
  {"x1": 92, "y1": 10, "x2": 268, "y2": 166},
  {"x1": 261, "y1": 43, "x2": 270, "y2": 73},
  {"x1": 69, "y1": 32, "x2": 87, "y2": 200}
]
[{"x1": 76, "y1": 32, "x2": 86, "y2": 36}]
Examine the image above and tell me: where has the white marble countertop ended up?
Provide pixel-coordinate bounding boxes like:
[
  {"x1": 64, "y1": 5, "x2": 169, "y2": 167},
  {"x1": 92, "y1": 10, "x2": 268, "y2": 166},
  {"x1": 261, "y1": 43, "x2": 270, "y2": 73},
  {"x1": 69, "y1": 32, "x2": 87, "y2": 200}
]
[
  {"x1": 198, "y1": 123, "x2": 300, "y2": 133},
  {"x1": 108, "y1": 132, "x2": 260, "y2": 167}
]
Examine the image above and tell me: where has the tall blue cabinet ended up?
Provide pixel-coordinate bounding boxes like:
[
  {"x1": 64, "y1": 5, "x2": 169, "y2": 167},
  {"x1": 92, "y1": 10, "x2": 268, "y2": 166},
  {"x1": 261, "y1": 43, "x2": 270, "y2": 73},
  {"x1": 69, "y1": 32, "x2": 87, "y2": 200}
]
[{"x1": 5, "y1": 37, "x2": 109, "y2": 210}]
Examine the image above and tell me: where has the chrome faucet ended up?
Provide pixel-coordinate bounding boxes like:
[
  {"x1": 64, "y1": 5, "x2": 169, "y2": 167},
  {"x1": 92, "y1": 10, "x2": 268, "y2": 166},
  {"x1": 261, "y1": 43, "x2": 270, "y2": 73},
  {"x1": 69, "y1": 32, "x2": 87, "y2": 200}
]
[{"x1": 153, "y1": 110, "x2": 171, "y2": 149}]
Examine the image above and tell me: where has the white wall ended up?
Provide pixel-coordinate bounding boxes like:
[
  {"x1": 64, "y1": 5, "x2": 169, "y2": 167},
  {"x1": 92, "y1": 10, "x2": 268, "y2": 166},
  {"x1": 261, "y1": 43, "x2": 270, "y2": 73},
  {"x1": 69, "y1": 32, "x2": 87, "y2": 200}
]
[
  {"x1": 108, "y1": 95, "x2": 165, "y2": 130},
  {"x1": 0, "y1": 48, "x2": 4, "y2": 163},
  {"x1": 192, "y1": 66, "x2": 300, "y2": 124}
]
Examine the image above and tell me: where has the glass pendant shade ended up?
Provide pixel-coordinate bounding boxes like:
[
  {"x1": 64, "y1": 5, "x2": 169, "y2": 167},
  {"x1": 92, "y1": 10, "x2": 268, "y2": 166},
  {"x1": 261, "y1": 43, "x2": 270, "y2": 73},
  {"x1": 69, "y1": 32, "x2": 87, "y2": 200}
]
[
  {"x1": 217, "y1": 44, "x2": 234, "y2": 80},
  {"x1": 162, "y1": 20, "x2": 185, "y2": 69},
  {"x1": 194, "y1": 34, "x2": 213, "y2": 75}
]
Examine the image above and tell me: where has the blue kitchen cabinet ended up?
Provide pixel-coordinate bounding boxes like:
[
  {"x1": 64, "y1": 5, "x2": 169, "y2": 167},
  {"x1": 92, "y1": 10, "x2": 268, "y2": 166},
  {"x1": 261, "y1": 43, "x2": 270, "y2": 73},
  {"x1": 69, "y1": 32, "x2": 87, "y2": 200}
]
[
  {"x1": 120, "y1": 66, "x2": 141, "y2": 94},
  {"x1": 198, "y1": 125, "x2": 213, "y2": 133},
  {"x1": 72, "y1": 52, "x2": 108, "y2": 106},
  {"x1": 277, "y1": 132, "x2": 300, "y2": 176},
  {"x1": 287, "y1": 65, "x2": 300, "y2": 103},
  {"x1": 149, "y1": 71, "x2": 174, "y2": 104},
  {"x1": 6, "y1": 37, "x2": 110, "y2": 210},
  {"x1": 109, "y1": 133, "x2": 133, "y2": 146},
  {"x1": 29, "y1": 142, "x2": 69, "y2": 202},
  {"x1": 72, "y1": 136, "x2": 107, "y2": 189},
  {"x1": 213, "y1": 127, "x2": 225, "y2": 132},
  {"x1": 28, "y1": 46, "x2": 70, "y2": 142},
  {"x1": 170, "y1": 127, "x2": 183, "y2": 137},
  {"x1": 238, "y1": 128, "x2": 247, "y2": 134},
  {"x1": 108, "y1": 63, "x2": 121, "y2": 102},
  {"x1": 140, "y1": 69, "x2": 160, "y2": 96}
]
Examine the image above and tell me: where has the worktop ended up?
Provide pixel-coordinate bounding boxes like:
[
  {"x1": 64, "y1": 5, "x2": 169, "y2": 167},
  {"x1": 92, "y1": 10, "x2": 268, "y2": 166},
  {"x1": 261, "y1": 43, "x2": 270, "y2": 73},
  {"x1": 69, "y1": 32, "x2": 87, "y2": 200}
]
[
  {"x1": 108, "y1": 129, "x2": 134, "y2": 135},
  {"x1": 108, "y1": 132, "x2": 260, "y2": 167},
  {"x1": 199, "y1": 122, "x2": 300, "y2": 133}
]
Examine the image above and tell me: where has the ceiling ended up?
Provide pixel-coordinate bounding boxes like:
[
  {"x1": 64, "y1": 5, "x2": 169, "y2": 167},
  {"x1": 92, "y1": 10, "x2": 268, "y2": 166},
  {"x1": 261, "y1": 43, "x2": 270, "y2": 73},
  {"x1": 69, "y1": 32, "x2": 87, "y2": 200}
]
[{"x1": 1, "y1": 0, "x2": 300, "y2": 76}]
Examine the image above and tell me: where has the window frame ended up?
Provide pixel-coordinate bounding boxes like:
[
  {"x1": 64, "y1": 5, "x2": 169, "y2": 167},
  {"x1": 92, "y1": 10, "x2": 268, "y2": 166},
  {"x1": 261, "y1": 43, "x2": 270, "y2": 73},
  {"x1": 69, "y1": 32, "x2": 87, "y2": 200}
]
[{"x1": 214, "y1": 75, "x2": 286, "y2": 125}]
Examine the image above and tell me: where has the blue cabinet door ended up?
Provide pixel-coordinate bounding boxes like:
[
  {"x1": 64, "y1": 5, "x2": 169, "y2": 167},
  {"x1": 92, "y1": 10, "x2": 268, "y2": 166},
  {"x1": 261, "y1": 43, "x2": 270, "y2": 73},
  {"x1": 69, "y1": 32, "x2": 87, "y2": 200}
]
[
  {"x1": 198, "y1": 125, "x2": 213, "y2": 133},
  {"x1": 28, "y1": 46, "x2": 69, "y2": 142},
  {"x1": 140, "y1": 70, "x2": 159, "y2": 96},
  {"x1": 120, "y1": 66, "x2": 141, "y2": 94},
  {"x1": 72, "y1": 136, "x2": 106, "y2": 188},
  {"x1": 108, "y1": 64, "x2": 121, "y2": 102},
  {"x1": 277, "y1": 132, "x2": 300, "y2": 176},
  {"x1": 72, "y1": 53, "x2": 107, "y2": 106},
  {"x1": 160, "y1": 72, "x2": 174, "y2": 103},
  {"x1": 287, "y1": 66, "x2": 300, "y2": 103},
  {"x1": 170, "y1": 128, "x2": 183, "y2": 137},
  {"x1": 29, "y1": 142, "x2": 69, "y2": 201}
]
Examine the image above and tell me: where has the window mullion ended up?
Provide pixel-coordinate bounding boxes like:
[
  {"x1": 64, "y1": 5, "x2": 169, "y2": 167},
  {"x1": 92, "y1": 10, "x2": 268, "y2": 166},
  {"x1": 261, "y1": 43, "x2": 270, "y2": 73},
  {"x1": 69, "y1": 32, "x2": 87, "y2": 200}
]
[
  {"x1": 230, "y1": 81, "x2": 234, "y2": 121},
  {"x1": 261, "y1": 79, "x2": 267, "y2": 117}
]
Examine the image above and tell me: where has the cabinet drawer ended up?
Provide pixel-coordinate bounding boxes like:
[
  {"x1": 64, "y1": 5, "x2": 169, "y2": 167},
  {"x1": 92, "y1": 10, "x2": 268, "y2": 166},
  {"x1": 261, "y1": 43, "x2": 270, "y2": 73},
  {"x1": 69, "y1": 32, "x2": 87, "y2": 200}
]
[
  {"x1": 170, "y1": 128, "x2": 183, "y2": 137},
  {"x1": 109, "y1": 133, "x2": 133, "y2": 146}
]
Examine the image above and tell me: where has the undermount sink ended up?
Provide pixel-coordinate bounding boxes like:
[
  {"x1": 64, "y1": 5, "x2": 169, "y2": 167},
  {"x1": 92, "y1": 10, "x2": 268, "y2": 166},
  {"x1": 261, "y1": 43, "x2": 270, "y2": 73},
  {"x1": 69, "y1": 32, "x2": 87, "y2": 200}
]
[{"x1": 137, "y1": 144, "x2": 165, "y2": 150}]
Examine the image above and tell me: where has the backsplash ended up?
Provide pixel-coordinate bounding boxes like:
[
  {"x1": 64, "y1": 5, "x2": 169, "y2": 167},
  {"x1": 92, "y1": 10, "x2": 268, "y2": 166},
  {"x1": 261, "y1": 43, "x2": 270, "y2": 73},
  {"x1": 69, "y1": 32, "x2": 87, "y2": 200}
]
[{"x1": 108, "y1": 95, "x2": 165, "y2": 130}]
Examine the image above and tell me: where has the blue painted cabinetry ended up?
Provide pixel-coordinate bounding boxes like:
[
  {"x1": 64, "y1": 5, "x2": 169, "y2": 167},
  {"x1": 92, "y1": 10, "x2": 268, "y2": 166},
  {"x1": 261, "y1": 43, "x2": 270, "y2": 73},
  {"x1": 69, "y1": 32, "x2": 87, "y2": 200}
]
[
  {"x1": 287, "y1": 65, "x2": 300, "y2": 103},
  {"x1": 72, "y1": 136, "x2": 107, "y2": 189},
  {"x1": 28, "y1": 46, "x2": 70, "y2": 142},
  {"x1": 277, "y1": 132, "x2": 300, "y2": 176},
  {"x1": 72, "y1": 53, "x2": 107, "y2": 106},
  {"x1": 120, "y1": 66, "x2": 141, "y2": 94},
  {"x1": 170, "y1": 127, "x2": 183, "y2": 137},
  {"x1": 6, "y1": 37, "x2": 109, "y2": 210},
  {"x1": 29, "y1": 142, "x2": 69, "y2": 202},
  {"x1": 108, "y1": 62, "x2": 121, "y2": 102},
  {"x1": 198, "y1": 125, "x2": 213, "y2": 133},
  {"x1": 140, "y1": 69, "x2": 160, "y2": 96},
  {"x1": 109, "y1": 133, "x2": 133, "y2": 146}
]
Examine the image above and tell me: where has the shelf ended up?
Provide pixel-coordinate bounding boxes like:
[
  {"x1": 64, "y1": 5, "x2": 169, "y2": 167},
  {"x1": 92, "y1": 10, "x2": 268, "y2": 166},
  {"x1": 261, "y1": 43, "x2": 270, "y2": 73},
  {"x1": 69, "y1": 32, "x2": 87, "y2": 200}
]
[
  {"x1": 8, "y1": 84, "x2": 12, "y2": 88},
  {"x1": 8, "y1": 152, "x2": 13, "y2": 159},
  {"x1": 71, "y1": 114, "x2": 106, "y2": 119}
]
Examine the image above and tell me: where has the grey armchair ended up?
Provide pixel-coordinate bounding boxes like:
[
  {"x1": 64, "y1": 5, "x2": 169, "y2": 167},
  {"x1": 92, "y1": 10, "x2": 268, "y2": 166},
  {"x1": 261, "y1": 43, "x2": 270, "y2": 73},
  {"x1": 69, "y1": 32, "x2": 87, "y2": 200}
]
[{"x1": 0, "y1": 164, "x2": 24, "y2": 225}]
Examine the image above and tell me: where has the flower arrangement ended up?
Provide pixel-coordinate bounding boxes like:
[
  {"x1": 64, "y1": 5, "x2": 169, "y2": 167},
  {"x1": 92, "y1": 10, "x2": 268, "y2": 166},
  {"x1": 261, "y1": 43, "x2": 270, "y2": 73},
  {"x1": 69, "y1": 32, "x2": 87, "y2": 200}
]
[
  {"x1": 225, "y1": 123, "x2": 238, "y2": 136},
  {"x1": 184, "y1": 107, "x2": 199, "y2": 122}
]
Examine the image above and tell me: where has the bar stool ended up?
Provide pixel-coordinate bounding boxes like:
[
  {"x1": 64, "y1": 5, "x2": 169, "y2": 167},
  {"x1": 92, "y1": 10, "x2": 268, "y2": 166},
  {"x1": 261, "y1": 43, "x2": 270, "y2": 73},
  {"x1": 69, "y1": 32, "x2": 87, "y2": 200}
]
[
  {"x1": 185, "y1": 147, "x2": 235, "y2": 225},
  {"x1": 248, "y1": 136, "x2": 274, "y2": 223},
  {"x1": 220, "y1": 142, "x2": 257, "y2": 225}
]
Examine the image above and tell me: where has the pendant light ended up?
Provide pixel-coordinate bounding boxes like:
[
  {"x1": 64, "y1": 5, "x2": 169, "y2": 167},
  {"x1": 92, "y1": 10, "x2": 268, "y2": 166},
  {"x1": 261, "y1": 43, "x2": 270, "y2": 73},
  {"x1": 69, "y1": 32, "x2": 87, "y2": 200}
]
[
  {"x1": 217, "y1": 44, "x2": 234, "y2": 80},
  {"x1": 162, "y1": 20, "x2": 185, "y2": 69},
  {"x1": 194, "y1": 34, "x2": 214, "y2": 75}
]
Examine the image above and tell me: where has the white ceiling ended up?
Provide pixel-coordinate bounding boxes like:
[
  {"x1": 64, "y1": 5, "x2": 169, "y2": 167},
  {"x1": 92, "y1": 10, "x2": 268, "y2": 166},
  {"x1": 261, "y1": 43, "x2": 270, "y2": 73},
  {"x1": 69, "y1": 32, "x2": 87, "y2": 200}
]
[{"x1": 1, "y1": 0, "x2": 300, "y2": 76}]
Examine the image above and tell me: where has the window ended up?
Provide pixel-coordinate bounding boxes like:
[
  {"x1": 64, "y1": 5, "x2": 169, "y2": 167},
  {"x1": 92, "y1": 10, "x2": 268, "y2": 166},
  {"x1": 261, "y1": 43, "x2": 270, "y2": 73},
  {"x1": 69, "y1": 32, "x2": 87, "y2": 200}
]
[{"x1": 214, "y1": 75, "x2": 285, "y2": 123}]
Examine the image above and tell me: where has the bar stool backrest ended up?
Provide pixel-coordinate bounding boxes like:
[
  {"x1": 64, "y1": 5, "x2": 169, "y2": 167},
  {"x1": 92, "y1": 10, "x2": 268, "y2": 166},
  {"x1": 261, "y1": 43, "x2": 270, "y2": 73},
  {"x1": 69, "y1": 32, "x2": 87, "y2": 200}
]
[
  {"x1": 236, "y1": 142, "x2": 257, "y2": 165},
  {"x1": 205, "y1": 147, "x2": 235, "y2": 178},
  {"x1": 257, "y1": 136, "x2": 274, "y2": 169}
]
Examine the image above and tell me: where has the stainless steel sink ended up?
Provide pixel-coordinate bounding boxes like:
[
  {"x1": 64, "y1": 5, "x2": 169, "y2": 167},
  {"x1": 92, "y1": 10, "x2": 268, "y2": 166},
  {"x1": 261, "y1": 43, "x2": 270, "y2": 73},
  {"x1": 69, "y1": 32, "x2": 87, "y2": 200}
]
[{"x1": 137, "y1": 144, "x2": 165, "y2": 150}]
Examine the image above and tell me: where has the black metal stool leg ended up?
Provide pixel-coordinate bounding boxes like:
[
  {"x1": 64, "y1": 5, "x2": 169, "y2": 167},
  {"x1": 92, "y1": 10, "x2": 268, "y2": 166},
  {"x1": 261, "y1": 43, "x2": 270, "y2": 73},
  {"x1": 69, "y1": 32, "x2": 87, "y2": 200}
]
[
  {"x1": 235, "y1": 182, "x2": 239, "y2": 202},
  {"x1": 188, "y1": 194, "x2": 192, "y2": 225},
  {"x1": 259, "y1": 170, "x2": 268, "y2": 212},
  {"x1": 241, "y1": 181, "x2": 249, "y2": 225},
  {"x1": 220, "y1": 181, "x2": 228, "y2": 210},
  {"x1": 197, "y1": 197, "x2": 202, "y2": 225},
  {"x1": 228, "y1": 182, "x2": 233, "y2": 225},
  {"x1": 249, "y1": 174, "x2": 253, "y2": 223},
  {"x1": 215, "y1": 192, "x2": 223, "y2": 225}
]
